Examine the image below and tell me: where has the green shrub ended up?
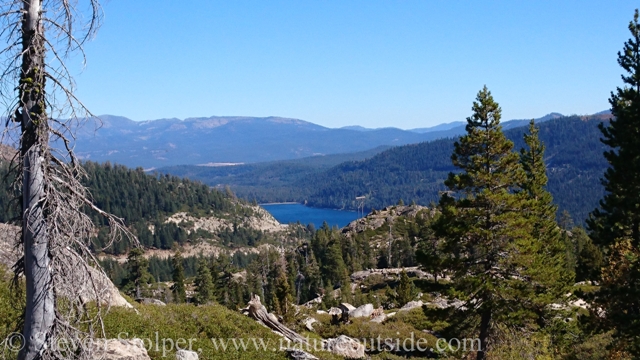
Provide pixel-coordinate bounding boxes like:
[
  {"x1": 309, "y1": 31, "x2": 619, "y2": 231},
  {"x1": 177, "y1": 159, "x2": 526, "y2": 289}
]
[
  {"x1": 0, "y1": 265, "x2": 24, "y2": 360},
  {"x1": 390, "y1": 307, "x2": 449, "y2": 333},
  {"x1": 102, "y1": 303, "x2": 343, "y2": 359},
  {"x1": 315, "y1": 316, "x2": 437, "y2": 356}
]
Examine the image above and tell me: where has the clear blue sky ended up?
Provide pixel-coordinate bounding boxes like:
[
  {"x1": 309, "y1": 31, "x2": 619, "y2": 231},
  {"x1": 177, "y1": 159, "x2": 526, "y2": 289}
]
[{"x1": 71, "y1": 1, "x2": 637, "y2": 129}]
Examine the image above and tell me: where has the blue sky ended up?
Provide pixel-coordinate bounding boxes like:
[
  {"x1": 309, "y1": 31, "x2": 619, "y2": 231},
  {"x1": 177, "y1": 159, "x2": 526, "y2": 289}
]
[{"x1": 71, "y1": 1, "x2": 637, "y2": 129}]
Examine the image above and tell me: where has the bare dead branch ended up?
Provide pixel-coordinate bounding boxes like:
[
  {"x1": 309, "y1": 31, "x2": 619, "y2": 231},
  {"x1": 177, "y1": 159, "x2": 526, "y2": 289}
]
[{"x1": 0, "y1": 1, "x2": 136, "y2": 358}]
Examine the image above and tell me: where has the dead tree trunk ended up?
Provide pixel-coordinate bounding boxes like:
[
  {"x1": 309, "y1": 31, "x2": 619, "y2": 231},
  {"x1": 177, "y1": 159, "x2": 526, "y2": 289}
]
[
  {"x1": 19, "y1": 1, "x2": 55, "y2": 359},
  {"x1": 244, "y1": 295, "x2": 308, "y2": 345},
  {"x1": 1, "y1": 0, "x2": 135, "y2": 358}
]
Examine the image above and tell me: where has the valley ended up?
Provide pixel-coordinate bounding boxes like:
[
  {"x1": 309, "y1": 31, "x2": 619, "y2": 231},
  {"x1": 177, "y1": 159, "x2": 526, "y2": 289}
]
[
  {"x1": 0, "y1": 109, "x2": 617, "y2": 360},
  {"x1": 1, "y1": 2, "x2": 638, "y2": 359},
  {"x1": 160, "y1": 113, "x2": 610, "y2": 225}
]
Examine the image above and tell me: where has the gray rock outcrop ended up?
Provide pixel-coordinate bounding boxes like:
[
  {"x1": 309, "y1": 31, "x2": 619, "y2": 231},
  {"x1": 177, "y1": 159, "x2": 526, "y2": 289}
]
[
  {"x1": 342, "y1": 205, "x2": 430, "y2": 238},
  {"x1": 303, "y1": 317, "x2": 318, "y2": 332},
  {"x1": 285, "y1": 349, "x2": 319, "y2": 360},
  {"x1": 136, "y1": 298, "x2": 166, "y2": 306},
  {"x1": 339, "y1": 303, "x2": 356, "y2": 313},
  {"x1": 94, "y1": 338, "x2": 151, "y2": 360},
  {"x1": 370, "y1": 306, "x2": 386, "y2": 323},
  {"x1": 425, "y1": 296, "x2": 465, "y2": 310},
  {"x1": 0, "y1": 223, "x2": 133, "y2": 309},
  {"x1": 69, "y1": 251, "x2": 134, "y2": 309},
  {"x1": 350, "y1": 267, "x2": 429, "y2": 282},
  {"x1": 349, "y1": 303, "x2": 374, "y2": 318},
  {"x1": 399, "y1": 300, "x2": 423, "y2": 312},
  {"x1": 323, "y1": 335, "x2": 365, "y2": 359},
  {"x1": 176, "y1": 349, "x2": 199, "y2": 360},
  {"x1": 302, "y1": 295, "x2": 323, "y2": 308}
]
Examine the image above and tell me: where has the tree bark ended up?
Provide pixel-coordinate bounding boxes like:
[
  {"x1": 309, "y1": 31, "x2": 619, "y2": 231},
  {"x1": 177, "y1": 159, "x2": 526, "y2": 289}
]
[
  {"x1": 476, "y1": 309, "x2": 491, "y2": 360},
  {"x1": 19, "y1": 1, "x2": 55, "y2": 359}
]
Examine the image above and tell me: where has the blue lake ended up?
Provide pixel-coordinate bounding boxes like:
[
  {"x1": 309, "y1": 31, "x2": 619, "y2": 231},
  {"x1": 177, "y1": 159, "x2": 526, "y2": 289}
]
[{"x1": 260, "y1": 203, "x2": 359, "y2": 228}]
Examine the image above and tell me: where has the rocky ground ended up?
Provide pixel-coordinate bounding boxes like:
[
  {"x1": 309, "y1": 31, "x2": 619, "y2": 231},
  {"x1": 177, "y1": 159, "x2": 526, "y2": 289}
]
[
  {"x1": 104, "y1": 242, "x2": 279, "y2": 263},
  {"x1": 165, "y1": 205, "x2": 285, "y2": 233},
  {"x1": 341, "y1": 204, "x2": 431, "y2": 237}
]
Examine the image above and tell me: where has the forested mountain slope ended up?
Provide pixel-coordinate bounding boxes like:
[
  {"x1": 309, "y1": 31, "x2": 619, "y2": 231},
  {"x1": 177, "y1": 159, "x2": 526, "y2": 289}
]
[
  {"x1": 0, "y1": 162, "x2": 296, "y2": 256},
  {"x1": 300, "y1": 116, "x2": 607, "y2": 223},
  {"x1": 158, "y1": 145, "x2": 391, "y2": 190},
  {"x1": 204, "y1": 116, "x2": 608, "y2": 224}
]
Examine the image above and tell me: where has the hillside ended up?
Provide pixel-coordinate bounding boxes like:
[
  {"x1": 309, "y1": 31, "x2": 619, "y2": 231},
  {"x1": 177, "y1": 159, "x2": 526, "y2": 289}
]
[
  {"x1": 165, "y1": 115, "x2": 608, "y2": 224},
  {"x1": 0, "y1": 161, "x2": 304, "y2": 257},
  {"x1": 157, "y1": 145, "x2": 391, "y2": 191},
  {"x1": 0, "y1": 148, "x2": 600, "y2": 360},
  {"x1": 300, "y1": 115, "x2": 609, "y2": 223}
]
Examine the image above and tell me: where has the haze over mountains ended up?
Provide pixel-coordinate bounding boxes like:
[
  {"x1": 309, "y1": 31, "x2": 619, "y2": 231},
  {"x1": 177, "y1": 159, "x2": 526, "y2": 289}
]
[
  {"x1": 65, "y1": 109, "x2": 614, "y2": 223},
  {"x1": 72, "y1": 112, "x2": 572, "y2": 169},
  {"x1": 158, "y1": 112, "x2": 613, "y2": 224}
]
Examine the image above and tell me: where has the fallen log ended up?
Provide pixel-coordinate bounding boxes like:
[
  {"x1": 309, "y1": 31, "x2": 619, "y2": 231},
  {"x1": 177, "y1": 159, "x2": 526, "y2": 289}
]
[{"x1": 243, "y1": 295, "x2": 308, "y2": 345}]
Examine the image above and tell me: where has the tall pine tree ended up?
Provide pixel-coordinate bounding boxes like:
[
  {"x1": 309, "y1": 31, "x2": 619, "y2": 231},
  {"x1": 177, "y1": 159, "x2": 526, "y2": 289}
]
[
  {"x1": 519, "y1": 120, "x2": 573, "y2": 326},
  {"x1": 122, "y1": 248, "x2": 154, "y2": 299},
  {"x1": 587, "y1": 9, "x2": 640, "y2": 356},
  {"x1": 395, "y1": 270, "x2": 415, "y2": 306},
  {"x1": 171, "y1": 251, "x2": 187, "y2": 304},
  {"x1": 194, "y1": 259, "x2": 215, "y2": 305},
  {"x1": 434, "y1": 87, "x2": 533, "y2": 359}
]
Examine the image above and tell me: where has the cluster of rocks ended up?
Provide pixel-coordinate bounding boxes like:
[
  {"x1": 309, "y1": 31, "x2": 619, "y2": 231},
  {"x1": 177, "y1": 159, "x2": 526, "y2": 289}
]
[
  {"x1": 350, "y1": 266, "x2": 429, "y2": 282},
  {"x1": 284, "y1": 335, "x2": 366, "y2": 360},
  {"x1": 327, "y1": 302, "x2": 393, "y2": 325},
  {"x1": 93, "y1": 339, "x2": 200, "y2": 360},
  {"x1": 342, "y1": 205, "x2": 431, "y2": 237},
  {"x1": 165, "y1": 206, "x2": 284, "y2": 235},
  {"x1": 399, "y1": 297, "x2": 466, "y2": 311}
]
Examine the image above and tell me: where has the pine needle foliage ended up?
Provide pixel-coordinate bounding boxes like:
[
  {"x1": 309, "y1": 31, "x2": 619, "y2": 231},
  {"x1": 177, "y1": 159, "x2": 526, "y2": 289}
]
[
  {"x1": 194, "y1": 259, "x2": 215, "y2": 305},
  {"x1": 171, "y1": 251, "x2": 187, "y2": 304},
  {"x1": 588, "y1": 9, "x2": 640, "y2": 356},
  {"x1": 519, "y1": 120, "x2": 573, "y2": 322},
  {"x1": 435, "y1": 87, "x2": 570, "y2": 359}
]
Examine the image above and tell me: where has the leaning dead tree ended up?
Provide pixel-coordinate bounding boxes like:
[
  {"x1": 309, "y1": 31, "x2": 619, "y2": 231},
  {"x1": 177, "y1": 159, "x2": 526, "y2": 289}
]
[
  {"x1": 0, "y1": 1, "x2": 133, "y2": 359},
  {"x1": 243, "y1": 295, "x2": 309, "y2": 345}
]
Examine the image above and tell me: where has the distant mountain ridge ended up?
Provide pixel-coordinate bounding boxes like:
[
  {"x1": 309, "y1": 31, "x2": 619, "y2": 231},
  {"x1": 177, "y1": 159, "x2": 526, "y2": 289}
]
[
  {"x1": 158, "y1": 112, "x2": 611, "y2": 223},
  {"x1": 409, "y1": 121, "x2": 465, "y2": 133},
  {"x1": 291, "y1": 114, "x2": 609, "y2": 223},
  {"x1": 70, "y1": 112, "x2": 577, "y2": 169},
  {"x1": 74, "y1": 115, "x2": 424, "y2": 168},
  {"x1": 342, "y1": 112, "x2": 565, "y2": 134}
]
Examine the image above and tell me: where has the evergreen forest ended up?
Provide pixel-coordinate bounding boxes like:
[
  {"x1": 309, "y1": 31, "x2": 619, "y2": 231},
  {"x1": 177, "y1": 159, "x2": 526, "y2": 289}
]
[{"x1": 0, "y1": 8, "x2": 639, "y2": 360}]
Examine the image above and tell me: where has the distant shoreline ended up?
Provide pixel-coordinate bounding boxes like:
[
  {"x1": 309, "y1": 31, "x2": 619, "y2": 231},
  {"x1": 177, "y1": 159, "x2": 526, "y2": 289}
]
[
  {"x1": 259, "y1": 202, "x2": 358, "y2": 213},
  {"x1": 259, "y1": 202, "x2": 300, "y2": 205}
]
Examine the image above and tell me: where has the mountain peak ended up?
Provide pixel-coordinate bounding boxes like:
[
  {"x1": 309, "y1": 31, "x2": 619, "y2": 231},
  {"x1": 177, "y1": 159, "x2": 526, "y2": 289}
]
[{"x1": 538, "y1": 112, "x2": 564, "y2": 122}]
